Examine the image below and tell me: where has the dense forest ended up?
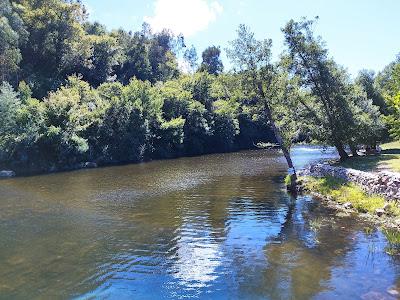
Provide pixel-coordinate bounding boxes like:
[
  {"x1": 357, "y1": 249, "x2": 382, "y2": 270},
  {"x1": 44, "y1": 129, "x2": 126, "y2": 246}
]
[{"x1": 0, "y1": 0, "x2": 399, "y2": 174}]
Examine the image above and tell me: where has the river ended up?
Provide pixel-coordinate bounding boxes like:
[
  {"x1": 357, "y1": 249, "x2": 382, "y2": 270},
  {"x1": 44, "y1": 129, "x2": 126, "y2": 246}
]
[{"x1": 0, "y1": 146, "x2": 399, "y2": 299}]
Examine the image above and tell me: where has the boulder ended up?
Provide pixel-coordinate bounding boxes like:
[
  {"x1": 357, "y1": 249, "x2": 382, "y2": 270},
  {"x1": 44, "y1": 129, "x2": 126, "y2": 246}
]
[
  {"x1": 0, "y1": 170, "x2": 16, "y2": 178},
  {"x1": 375, "y1": 209, "x2": 385, "y2": 217}
]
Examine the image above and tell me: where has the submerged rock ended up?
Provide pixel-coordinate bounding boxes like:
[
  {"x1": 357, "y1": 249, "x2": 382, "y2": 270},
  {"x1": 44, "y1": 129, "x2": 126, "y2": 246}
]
[
  {"x1": 0, "y1": 170, "x2": 16, "y2": 178},
  {"x1": 387, "y1": 286, "x2": 400, "y2": 296}
]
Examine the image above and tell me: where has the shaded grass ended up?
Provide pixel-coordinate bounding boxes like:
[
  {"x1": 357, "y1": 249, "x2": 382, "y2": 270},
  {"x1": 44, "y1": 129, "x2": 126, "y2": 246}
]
[
  {"x1": 304, "y1": 176, "x2": 390, "y2": 214},
  {"x1": 336, "y1": 141, "x2": 400, "y2": 172}
]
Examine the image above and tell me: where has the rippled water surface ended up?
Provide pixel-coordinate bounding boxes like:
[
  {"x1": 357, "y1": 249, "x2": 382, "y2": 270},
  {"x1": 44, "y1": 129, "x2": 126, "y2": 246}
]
[{"x1": 1, "y1": 147, "x2": 400, "y2": 299}]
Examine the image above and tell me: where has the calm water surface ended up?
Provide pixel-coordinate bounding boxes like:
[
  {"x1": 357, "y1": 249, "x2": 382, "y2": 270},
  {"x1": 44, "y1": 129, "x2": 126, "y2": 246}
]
[{"x1": 0, "y1": 147, "x2": 399, "y2": 299}]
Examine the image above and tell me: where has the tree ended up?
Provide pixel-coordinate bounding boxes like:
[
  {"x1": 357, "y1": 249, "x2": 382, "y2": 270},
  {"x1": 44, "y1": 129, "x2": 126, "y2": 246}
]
[
  {"x1": 183, "y1": 45, "x2": 198, "y2": 74},
  {"x1": 0, "y1": 82, "x2": 21, "y2": 159},
  {"x1": 375, "y1": 57, "x2": 400, "y2": 140},
  {"x1": 183, "y1": 101, "x2": 212, "y2": 155},
  {"x1": 0, "y1": 0, "x2": 28, "y2": 82},
  {"x1": 41, "y1": 76, "x2": 102, "y2": 166},
  {"x1": 148, "y1": 29, "x2": 181, "y2": 82},
  {"x1": 114, "y1": 29, "x2": 152, "y2": 84},
  {"x1": 356, "y1": 70, "x2": 387, "y2": 114},
  {"x1": 80, "y1": 34, "x2": 120, "y2": 87},
  {"x1": 199, "y1": 46, "x2": 223, "y2": 75},
  {"x1": 282, "y1": 18, "x2": 356, "y2": 160},
  {"x1": 226, "y1": 24, "x2": 298, "y2": 188},
  {"x1": 15, "y1": 0, "x2": 91, "y2": 97}
]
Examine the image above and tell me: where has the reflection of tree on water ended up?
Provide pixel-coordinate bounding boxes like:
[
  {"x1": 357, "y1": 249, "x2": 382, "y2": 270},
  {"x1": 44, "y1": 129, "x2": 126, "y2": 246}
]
[
  {"x1": 1, "y1": 149, "x2": 399, "y2": 299},
  {"x1": 260, "y1": 195, "x2": 365, "y2": 299}
]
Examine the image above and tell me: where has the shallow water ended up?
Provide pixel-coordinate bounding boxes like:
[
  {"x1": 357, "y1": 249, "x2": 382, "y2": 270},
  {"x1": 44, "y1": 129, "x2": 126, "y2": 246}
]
[{"x1": 0, "y1": 146, "x2": 399, "y2": 299}]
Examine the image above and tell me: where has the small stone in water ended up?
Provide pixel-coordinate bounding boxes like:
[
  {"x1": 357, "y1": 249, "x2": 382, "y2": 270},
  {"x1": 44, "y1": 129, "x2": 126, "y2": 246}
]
[
  {"x1": 361, "y1": 291, "x2": 387, "y2": 300},
  {"x1": 387, "y1": 286, "x2": 400, "y2": 296}
]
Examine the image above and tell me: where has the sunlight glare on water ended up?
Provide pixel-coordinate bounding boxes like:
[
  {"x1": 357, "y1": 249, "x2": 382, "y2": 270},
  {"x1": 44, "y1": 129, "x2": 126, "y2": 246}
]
[{"x1": 0, "y1": 146, "x2": 399, "y2": 299}]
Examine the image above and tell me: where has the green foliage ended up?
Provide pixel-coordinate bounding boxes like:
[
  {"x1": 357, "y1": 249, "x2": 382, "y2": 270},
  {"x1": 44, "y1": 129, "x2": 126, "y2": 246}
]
[
  {"x1": 0, "y1": 3, "x2": 396, "y2": 174},
  {"x1": 199, "y1": 46, "x2": 223, "y2": 75},
  {"x1": 284, "y1": 175, "x2": 292, "y2": 186},
  {"x1": 0, "y1": 82, "x2": 21, "y2": 156},
  {"x1": 226, "y1": 24, "x2": 297, "y2": 173},
  {"x1": 0, "y1": 0, "x2": 27, "y2": 82},
  {"x1": 356, "y1": 70, "x2": 387, "y2": 114},
  {"x1": 281, "y1": 18, "x2": 387, "y2": 159},
  {"x1": 383, "y1": 228, "x2": 400, "y2": 256},
  {"x1": 0, "y1": 70, "x2": 276, "y2": 171}
]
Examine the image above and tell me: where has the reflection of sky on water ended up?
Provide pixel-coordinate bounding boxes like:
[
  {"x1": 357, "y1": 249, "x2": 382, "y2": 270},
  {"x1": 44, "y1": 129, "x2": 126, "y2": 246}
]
[
  {"x1": 172, "y1": 235, "x2": 222, "y2": 287},
  {"x1": 2, "y1": 147, "x2": 400, "y2": 299}
]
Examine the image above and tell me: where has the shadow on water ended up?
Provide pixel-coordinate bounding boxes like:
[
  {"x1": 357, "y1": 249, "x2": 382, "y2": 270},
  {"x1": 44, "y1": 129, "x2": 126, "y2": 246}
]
[{"x1": 0, "y1": 147, "x2": 399, "y2": 299}]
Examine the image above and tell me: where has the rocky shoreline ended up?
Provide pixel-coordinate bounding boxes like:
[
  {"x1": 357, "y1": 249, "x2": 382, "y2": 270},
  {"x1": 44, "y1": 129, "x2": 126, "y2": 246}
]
[
  {"x1": 300, "y1": 162, "x2": 400, "y2": 200},
  {"x1": 299, "y1": 162, "x2": 400, "y2": 230}
]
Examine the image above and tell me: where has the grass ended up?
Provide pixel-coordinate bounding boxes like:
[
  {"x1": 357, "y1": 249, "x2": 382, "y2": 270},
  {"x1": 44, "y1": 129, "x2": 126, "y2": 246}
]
[
  {"x1": 336, "y1": 140, "x2": 400, "y2": 172},
  {"x1": 284, "y1": 174, "x2": 292, "y2": 186},
  {"x1": 303, "y1": 176, "x2": 391, "y2": 214},
  {"x1": 383, "y1": 228, "x2": 400, "y2": 256}
]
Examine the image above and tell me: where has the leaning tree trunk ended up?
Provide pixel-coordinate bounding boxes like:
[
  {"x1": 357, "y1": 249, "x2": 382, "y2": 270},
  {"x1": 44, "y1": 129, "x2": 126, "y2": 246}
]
[
  {"x1": 263, "y1": 100, "x2": 297, "y2": 192},
  {"x1": 271, "y1": 122, "x2": 297, "y2": 189},
  {"x1": 255, "y1": 81, "x2": 297, "y2": 192}
]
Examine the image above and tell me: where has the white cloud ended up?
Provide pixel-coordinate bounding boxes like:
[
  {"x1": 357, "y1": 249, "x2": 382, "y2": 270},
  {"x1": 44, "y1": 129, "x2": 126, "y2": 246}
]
[{"x1": 144, "y1": 0, "x2": 223, "y2": 37}]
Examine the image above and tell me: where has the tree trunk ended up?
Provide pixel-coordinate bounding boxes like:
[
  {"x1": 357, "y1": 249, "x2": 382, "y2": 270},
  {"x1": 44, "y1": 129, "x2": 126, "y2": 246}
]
[
  {"x1": 349, "y1": 143, "x2": 359, "y2": 157},
  {"x1": 334, "y1": 141, "x2": 349, "y2": 161},
  {"x1": 255, "y1": 81, "x2": 297, "y2": 192},
  {"x1": 264, "y1": 102, "x2": 297, "y2": 191}
]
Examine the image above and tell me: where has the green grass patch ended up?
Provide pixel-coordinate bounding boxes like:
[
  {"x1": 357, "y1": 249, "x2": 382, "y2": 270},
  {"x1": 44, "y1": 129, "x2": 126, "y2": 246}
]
[
  {"x1": 284, "y1": 174, "x2": 292, "y2": 186},
  {"x1": 336, "y1": 140, "x2": 400, "y2": 172},
  {"x1": 304, "y1": 176, "x2": 387, "y2": 214},
  {"x1": 382, "y1": 140, "x2": 400, "y2": 151},
  {"x1": 383, "y1": 228, "x2": 400, "y2": 256}
]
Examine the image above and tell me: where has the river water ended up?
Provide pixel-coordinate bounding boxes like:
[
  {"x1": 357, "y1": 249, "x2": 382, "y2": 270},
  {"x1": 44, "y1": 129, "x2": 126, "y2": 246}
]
[{"x1": 0, "y1": 147, "x2": 399, "y2": 299}]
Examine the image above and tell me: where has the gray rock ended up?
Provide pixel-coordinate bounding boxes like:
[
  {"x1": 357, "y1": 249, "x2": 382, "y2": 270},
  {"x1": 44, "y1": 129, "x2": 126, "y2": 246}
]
[
  {"x1": 343, "y1": 202, "x2": 353, "y2": 209},
  {"x1": 375, "y1": 209, "x2": 385, "y2": 217},
  {"x1": 0, "y1": 170, "x2": 15, "y2": 178},
  {"x1": 303, "y1": 163, "x2": 400, "y2": 201},
  {"x1": 84, "y1": 162, "x2": 98, "y2": 168},
  {"x1": 387, "y1": 286, "x2": 400, "y2": 296}
]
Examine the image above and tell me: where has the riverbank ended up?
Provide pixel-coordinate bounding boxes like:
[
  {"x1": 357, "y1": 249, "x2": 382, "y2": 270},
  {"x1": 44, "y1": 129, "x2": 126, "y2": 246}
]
[
  {"x1": 0, "y1": 144, "x2": 271, "y2": 178},
  {"x1": 336, "y1": 141, "x2": 400, "y2": 172},
  {"x1": 299, "y1": 174, "x2": 400, "y2": 230},
  {"x1": 298, "y1": 141, "x2": 400, "y2": 231}
]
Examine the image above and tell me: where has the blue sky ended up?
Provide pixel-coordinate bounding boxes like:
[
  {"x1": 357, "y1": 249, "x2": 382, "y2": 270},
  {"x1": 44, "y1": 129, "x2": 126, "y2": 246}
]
[{"x1": 83, "y1": 0, "x2": 400, "y2": 76}]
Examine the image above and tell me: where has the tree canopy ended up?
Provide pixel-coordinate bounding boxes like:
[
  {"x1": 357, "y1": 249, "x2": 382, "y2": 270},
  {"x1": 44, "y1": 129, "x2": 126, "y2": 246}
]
[{"x1": 0, "y1": 1, "x2": 397, "y2": 174}]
